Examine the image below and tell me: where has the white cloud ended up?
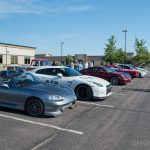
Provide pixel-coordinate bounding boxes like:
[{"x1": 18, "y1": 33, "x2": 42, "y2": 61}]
[{"x1": 0, "y1": 0, "x2": 93, "y2": 17}]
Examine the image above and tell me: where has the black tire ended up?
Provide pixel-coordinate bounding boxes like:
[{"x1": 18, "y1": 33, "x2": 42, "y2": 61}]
[
  {"x1": 130, "y1": 74, "x2": 134, "y2": 79},
  {"x1": 25, "y1": 98, "x2": 44, "y2": 117},
  {"x1": 75, "y1": 84, "x2": 92, "y2": 101},
  {"x1": 110, "y1": 77, "x2": 119, "y2": 85}
]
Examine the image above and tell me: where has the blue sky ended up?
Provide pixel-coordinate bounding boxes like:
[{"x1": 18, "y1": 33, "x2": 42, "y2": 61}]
[{"x1": 0, "y1": 0, "x2": 150, "y2": 56}]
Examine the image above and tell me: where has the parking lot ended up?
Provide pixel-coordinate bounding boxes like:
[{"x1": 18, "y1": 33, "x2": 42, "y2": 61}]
[{"x1": 1, "y1": 73, "x2": 150, "y2": 150}]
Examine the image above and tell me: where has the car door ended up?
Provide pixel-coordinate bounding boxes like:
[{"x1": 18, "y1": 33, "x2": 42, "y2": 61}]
[
  {"x1": 34, "y1": 68, "x2": 55, "y2": 83},
  {"x1": 96, "y1": 67, "x2": 109, "y2": 80},
  {"x1": 34, "y1": 68, "x2": 62, "y2": 86},
  {"x1": 84, "y1": 67, "x2": 98, "y2": 77},
  {"x1": 88, "y1": 67, "x2": 106, "y2": 79}
]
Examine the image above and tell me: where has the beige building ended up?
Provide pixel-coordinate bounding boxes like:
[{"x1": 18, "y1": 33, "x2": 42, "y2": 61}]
[
  {"x1": 35, "y1": 52, "x2": 134, "y2": 66},
  {"x1": 35, "y1": 54, "x2": 105, "y2": 65},
  {"x1": 0, "y1": 42, "x2": 36, "y2": 67}
]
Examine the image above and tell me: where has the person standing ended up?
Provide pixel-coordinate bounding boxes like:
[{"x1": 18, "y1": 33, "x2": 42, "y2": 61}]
[{"x1": 70, "y1": 61, "x2": 74, "y2": 69}]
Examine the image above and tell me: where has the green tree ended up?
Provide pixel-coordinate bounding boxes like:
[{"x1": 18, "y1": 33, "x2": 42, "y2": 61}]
[
  {"x1": 65, "y1": 54, "x2": 73, "y2": 65},
  {"x1": 114, "y1": 48, "x2": 128, "y2": 63},
  {"x1": 104, "y1": 35, "x2": 117, "y2": 64},
  {"x1": 134, "y1": 38, "x2": 150, "y2": 64}
]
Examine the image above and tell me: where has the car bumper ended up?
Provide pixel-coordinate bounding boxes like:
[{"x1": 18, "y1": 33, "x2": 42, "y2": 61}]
[
  {"x1": 120, "y1": 78, "x2": 131, "y2": 84},
  {"x1": 43, "y1": 98, "x2": 76, "y2": 117},
  {"x1": 91, "y1": 84, "x2": 112, "y2": 99}
]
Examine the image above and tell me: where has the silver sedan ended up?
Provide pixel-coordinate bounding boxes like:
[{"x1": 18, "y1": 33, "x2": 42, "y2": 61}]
[{"x1": 0, "y1": 72, "x2": 76, "y2": 117}]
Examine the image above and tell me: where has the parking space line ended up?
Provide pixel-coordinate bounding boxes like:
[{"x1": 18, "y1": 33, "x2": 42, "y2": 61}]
[
  {"x1": 0, "y1": 114, "x2": 83, "y2": 135},
  {"x1": 113, "y1": 92, "x2": 125, "y2": 96},
  {"x1": 77, "y1": 101, "x2": 114, "y2": 108}
]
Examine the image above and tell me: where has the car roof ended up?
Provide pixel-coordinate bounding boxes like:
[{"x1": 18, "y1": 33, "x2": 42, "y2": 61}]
[{"x1": 32, "y1": 66, "x2": 68, "y2": 70}]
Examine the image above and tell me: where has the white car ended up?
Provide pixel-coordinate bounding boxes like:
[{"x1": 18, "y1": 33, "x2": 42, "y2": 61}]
[{"x1": 30, "y1": 66, "x2": 112, "y2": 100}]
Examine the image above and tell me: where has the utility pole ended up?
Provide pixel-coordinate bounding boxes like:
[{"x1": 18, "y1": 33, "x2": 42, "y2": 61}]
[
  {"x1": 61, "y1": 42, "x2": 64, "y2": 63},
  {"x1": 6, "y1": 45, "x2": 8, "y2": 68},
  {"x1": 122, "y1": 30, "x2": 127, "y2": 52}
]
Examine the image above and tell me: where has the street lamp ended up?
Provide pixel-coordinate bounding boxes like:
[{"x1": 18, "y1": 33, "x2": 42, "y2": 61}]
[
  {"x1": 61, "y1": 42, "x2": 64, "y2": 62},
  {"x1": 5, "y1": 45, "x2": 9, "y2": 68},
  {"x1": 122, "y1": 30, "x2": 127, "y2": 52}
]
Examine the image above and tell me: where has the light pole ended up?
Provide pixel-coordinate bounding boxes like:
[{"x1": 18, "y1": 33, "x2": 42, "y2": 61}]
[
  {"x1": 122, "y1": 30, "x2": 127, "y2": 52},
  {"x1": 6, "y1": 45, "x2": 8, "y2": 68},
  {"x1": 61, "y1": 42, "x2": 64, "y2": 63}
]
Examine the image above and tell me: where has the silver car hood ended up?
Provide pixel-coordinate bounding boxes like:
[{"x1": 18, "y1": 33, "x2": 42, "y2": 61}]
[{"x1": 23, "y1": 84, "x2": 74, "y2": 96}]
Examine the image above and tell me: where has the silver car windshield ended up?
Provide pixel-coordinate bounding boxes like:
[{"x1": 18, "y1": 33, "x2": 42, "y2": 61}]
[{"x1": 12, "y1": 73, "x2": 42, "y2": 87}]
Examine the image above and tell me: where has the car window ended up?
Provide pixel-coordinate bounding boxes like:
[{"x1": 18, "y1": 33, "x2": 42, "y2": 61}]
[
  {"x1": 118, "y1": 65, "x2": 123, "y2": 68},
  {"x1": 97, "y1": 68, "x2": 105, "y2": 73},
  {"x1": 44, "y1": 68, "x2": 58, "y2": 76},
  {"x1": 124, "y1": 66, "x2": 130, "y2": 69},
  {"x1": 89, "y1": 67, "x2": 97, "y2": 73},
  {"x1": 36, "y1": 69, "x2": 45, "y2": 74}
]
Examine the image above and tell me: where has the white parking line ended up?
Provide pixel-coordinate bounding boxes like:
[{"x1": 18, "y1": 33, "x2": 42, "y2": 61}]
[
  {"x1": 77, "y1": 101, "x2": 114, "y2": 108},
  {"x1": 113, "y1": 92, "x2": 125, "y2": 96},
  {"x1": 0, "y1": 114, "x2": 83, "y2": 135}
]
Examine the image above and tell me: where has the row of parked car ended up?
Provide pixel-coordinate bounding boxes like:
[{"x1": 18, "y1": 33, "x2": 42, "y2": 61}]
[{"x1": 0, "y1": 64, "x2": 147, "y2": 117}]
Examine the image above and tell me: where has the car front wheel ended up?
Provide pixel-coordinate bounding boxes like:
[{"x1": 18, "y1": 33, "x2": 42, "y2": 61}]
[
  {"x1": 75, "y1": 84, "x2": 92, "y2": 101},
  {"x1": 25, "y1": 98, "x2": 44, "y2": 117}
]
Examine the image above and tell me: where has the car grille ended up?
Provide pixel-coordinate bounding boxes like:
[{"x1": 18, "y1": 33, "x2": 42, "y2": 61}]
[{"x1": 106, "y1": 84, "x2": 112, "y2": 94}]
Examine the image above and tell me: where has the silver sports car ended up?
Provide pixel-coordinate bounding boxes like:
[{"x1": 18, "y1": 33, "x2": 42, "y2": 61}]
[{"x1": 0, "y1": 72, "x2": 76, "y2": 117}]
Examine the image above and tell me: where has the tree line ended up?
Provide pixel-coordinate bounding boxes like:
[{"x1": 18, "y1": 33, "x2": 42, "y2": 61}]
[
  {"x1": 64, "y1": 35, "x2": 150, "y2": 66},
  {"x1": 104, "y1": 35, "x2": 150, "y2": 65}
]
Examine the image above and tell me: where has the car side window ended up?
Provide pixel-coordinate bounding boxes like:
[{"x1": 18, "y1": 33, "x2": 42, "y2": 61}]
[
  {"x1": 124, "y1": 66, "x2": 130, "y2": 69},
  {"x1": 45, "y1": 68, "x2": 58, "y2": 76},
  {"x1": 56, "y1": 69, "x2": 67, "y2": 76},
  {"x1": 118, "y1": 65, "x2": 123, "y2": 69},
  {"x1": 97, "y1": 68, "x2": 104, "y2": 73},
  {"x1": 36, "y1": 69, "x2": 45, "y2": 74},
  {"x1": 89, "y1": 67, "x2": 97, "y2": 73}
]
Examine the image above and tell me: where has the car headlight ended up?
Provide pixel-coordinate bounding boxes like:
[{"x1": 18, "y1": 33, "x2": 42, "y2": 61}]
[
  {"x1": 89, "y1": 81, "x2": 103, "y2": 87},
  {"x1": 48, "y1": 95, "x2": 65, "y2": 101}
]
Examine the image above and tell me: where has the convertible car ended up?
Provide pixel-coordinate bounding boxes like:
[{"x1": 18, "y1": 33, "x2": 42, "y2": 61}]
[
  {"x1": 30, "y1": 66, "x2": 112, "y2": 100},
  {"x1": 0, "y1": 72, "x2": 76, "y2": 117}
]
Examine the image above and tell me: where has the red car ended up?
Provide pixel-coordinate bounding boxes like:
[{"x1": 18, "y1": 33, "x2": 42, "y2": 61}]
[
  {"x1": 107, "y1": 65, "x2": 140, "y2": 78},
  {"x1": 80, "y1": 66, "x2": 131, "y2": 85}
]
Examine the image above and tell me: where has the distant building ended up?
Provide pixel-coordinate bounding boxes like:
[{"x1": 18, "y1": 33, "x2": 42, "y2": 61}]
[
  {"x1": 0, "y1": 42, "x2": 36, "y2": 67},
  {"x1": 35, "y1": 53, "x2": 105, "y2": 65},
  {"x1": 126, "y1": 52, "x2": 134, "y2": 59},
  {"x1": 35, "y1": 52, "x2": 135, "y2": 66}
]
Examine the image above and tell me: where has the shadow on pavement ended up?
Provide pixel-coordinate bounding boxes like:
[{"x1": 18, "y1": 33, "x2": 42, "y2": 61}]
[
  {"x1": 0, "y1": 106, "x2": 54, "y2": 118},
  {"x1": 122, "y1": 88, "x2": 150, "y2": 92}
]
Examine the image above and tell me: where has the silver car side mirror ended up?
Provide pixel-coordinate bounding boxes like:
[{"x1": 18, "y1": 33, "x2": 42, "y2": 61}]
[{"x1": 57, "y1": 73, "x2": 63, "y2": 78}]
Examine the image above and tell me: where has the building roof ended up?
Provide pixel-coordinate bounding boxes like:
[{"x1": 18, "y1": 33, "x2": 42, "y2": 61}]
[{"x1": 0, "y1": 42, "x2": 36, "y2": 49}]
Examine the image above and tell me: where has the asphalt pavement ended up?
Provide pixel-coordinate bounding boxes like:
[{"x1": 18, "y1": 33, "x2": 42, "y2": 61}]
[{"x1": 1, "y1": 74, "x2": 150, "y2": 150}]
